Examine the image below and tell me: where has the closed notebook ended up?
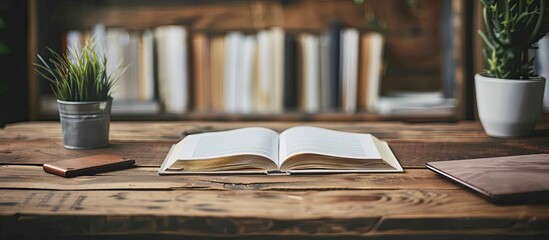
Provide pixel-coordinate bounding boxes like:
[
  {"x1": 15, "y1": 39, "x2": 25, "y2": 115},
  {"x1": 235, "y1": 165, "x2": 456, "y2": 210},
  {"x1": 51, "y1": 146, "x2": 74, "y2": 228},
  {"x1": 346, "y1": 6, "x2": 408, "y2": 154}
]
[
  {"x1": 426, "y1": 154, "x2": 549, "y2": 204},
  {"x1": 43, "y1": 154, "x2": 135, "y2": 178}
]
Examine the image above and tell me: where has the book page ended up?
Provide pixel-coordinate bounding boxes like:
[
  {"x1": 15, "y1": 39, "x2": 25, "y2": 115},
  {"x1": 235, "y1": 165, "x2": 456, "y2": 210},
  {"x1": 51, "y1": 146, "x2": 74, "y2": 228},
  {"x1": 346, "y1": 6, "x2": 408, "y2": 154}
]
[
  {"x1": 279, "y1": 126, "x2": 381, "y2": 165},
  {"x1": 177, "y1": 127, "x2": 279, "y2": 164}
]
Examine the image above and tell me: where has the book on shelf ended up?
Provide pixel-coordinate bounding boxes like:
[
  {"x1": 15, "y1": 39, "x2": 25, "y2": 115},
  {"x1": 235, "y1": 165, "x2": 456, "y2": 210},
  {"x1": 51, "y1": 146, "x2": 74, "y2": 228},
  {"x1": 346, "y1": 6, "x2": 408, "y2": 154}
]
[
  {"x1": 84, "y1": 25, "x2": 154, "y2": 103},
  {"x1": 358, "y1": 32, "x2": 384, "y2": 113},
  {"x1": 272, "y1": 28, "x2": 285, "y2": 114},
  {"x1": 238, "y1": 35, "x2": 257, "y2": 113},
  {"x1": 105, "y1": 28, "x2": 140, "y2": 101},
  {"x1": 224, "y1": 31, "x2": 243, "y2": 113},
  {"x1": 283, "y1": 33, "x2": 298, "y2": 110},
  {"x1": 341, "y1": 28, "x2": 359, "y2": 113},
  {"x1": 154, "y1": 25, "x2": 189, "y2": 114},
  {"x1": 139, "y1": 29, "x2": 155, "y2": 101},
  {"x1": 159, "y1": 126, "x2": 403, "y2": 175},
  {"x1": 192, "y1": 32, "x2": 210, "y2": 112},
  {"x1": 256, "y1": 29, "x2": 280, "y2": 113},
  {"x1": 319, "y1": 32, "x2": 331, "y2": 111},
  {"x1": 327, "y1": 22, "x2": 343, "y2": 110},
  {"x1": 209, "y1": 35, "x2": 225, "y2": 112},
  {"x1": 255, "y1": 30, "x2": 271, "y2": 113},
  {"x1": 299, "y1": 33, "x2": 321, "y2": 113}
]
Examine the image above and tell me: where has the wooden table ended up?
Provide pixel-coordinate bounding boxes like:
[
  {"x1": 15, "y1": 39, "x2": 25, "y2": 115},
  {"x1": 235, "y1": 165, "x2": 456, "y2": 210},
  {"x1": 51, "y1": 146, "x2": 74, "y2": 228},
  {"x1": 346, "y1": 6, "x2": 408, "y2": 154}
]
[{"x1": 1, "y1": 121, "x2": 548, "y2": 239}]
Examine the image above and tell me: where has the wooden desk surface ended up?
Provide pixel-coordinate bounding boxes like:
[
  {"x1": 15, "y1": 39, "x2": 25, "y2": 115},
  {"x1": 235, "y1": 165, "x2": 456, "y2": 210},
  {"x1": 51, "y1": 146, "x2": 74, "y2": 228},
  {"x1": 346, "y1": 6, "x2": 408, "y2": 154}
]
[{"x1": 1, "y1": 121, "x2": 549, "y2": 239}]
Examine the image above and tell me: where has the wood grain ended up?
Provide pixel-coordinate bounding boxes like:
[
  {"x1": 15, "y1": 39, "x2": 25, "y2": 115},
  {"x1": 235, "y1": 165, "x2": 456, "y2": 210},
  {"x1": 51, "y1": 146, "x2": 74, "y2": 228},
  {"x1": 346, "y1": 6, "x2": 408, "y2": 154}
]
[
  {"x1": 0, "y1": 140, "x2": 171, "y2": 166},
  {"x1": 4, "y1": 121, "x2": 548, "y2": 142},
  {"x1": 0, "y1": 166, "x2": 457, "y2": 191},
  {"x1": 0, "y1": 189, "x2": 548, "y2": 237},
  {"x1": 1, "y1": 122, "x2": 548, "y2": 169},
  {"x1": 1, "y1": 121, "x2": 549, "y2": 237},
  {"x1": 1, "y1": 138, "x2": 548, "y2": 167}
]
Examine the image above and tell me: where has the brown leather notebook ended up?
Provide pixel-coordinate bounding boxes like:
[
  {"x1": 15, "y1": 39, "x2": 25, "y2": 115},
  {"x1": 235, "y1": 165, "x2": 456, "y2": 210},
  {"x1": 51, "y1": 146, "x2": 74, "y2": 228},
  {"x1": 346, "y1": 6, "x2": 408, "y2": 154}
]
[
  {"x1": 43, "y1": 154, "x2": 135, "y2": 178},
  {"x1": 426, "y1": 154, "x2": 549, "y2": 204}
]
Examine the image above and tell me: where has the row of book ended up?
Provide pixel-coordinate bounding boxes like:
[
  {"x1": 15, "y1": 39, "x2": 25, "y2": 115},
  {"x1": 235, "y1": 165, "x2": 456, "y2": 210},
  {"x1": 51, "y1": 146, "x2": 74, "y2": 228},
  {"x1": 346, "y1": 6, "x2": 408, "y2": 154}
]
[{"x1": 65, "y1": 23, "x2": 384, "y2": 114}]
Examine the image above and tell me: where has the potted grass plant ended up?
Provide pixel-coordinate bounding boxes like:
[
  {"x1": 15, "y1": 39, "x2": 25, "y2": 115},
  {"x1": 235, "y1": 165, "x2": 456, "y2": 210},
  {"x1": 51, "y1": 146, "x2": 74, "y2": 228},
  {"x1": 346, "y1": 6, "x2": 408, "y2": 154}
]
[
  {"x1": 34, "y1": 40, "x2": 125, "y2": 149},
  {"x1": 476, "y1": 0, "x2": 549, "y2": 137}
]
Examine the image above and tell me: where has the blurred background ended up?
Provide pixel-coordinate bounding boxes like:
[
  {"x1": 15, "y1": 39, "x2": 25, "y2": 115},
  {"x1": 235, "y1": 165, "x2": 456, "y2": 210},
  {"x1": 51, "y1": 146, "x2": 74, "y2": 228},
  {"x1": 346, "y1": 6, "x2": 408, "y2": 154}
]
[{"x1": 0, "y1": 0, "x2": 505, "y2": 126}]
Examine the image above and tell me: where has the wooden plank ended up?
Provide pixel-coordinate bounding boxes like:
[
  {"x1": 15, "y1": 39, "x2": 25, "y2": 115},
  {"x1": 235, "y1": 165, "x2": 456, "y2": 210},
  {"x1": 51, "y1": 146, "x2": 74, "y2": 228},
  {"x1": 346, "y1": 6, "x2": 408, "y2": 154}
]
[
  {"x1": 0, "y1": 189, "x2": 548, "y2": 236},
  {"x1": 371, "y1": 216, "x2": 549, "y2": 237},
  {"x1": 453, "y1": 0, "x2": 467, "y2": 120},
  {"x1": 0, "y1": 166, "x2": 458, "y2": 191},
  {"x1": 1, "y1": 121, "x2": 467, "y2": 141},
  {"x1": 0, "y1": 215, "x2": 380, "y2": 237},
  {"x1": 6, "y1": 121, "x2": 548, "y2": 142},
  {"x1": 64, "y1": 0, "x2": 381, "y2": 31},
  {"x1": 60, "y1": 2, "x2": 256, "y2": 31},
  {"x1": 0, "y1": 140, "x2": 171, "y2": 167},
  {"x1": 27, "y1": 0, "x2": 39, "y2": 121},
  {"x1": 1, "y1": 121, "x2": 190, "y2": 142},
  {"x1": 1, "y1": 138, "x2": 547, "y2": 167},
  {"x1": 276, "y1": 0, "x2": 370, "y2": 30},
  {"x1": 2, "y1": 216, "x2": 547, "y2": 239}
]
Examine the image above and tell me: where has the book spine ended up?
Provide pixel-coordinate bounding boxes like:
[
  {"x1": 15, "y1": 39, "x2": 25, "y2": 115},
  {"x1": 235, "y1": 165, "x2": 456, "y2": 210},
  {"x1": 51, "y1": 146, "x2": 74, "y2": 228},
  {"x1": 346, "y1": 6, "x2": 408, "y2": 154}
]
[
  {"x1": 240, "y1": 35, "x2": 257, "y2": 113},
  {"x1": 327, "y1": 22, "x2": 342, "y2": 110},
  {"x1": 365, "y1": 32, "x2": 384, "y2": 113},
  {"x1": 126, "y1": 32, "x2": 140, "y2": 101},
  {"x1": 210, "y1": 35, "x2": 225, "y2": 113},
  {"x1": 341, "y1": 28, "x2": 359, "y2": 113},
  {"x1": 224, "y1": 32, "x2": 243, "y2": 113},
  {"x1": 319, "y1": 33, "x2": 331, "y2": 112},
  {"x1": 256, "y1": 30, "x2": 274, "y2": 113},
  {"x1": 105, "y1": 29, "x2": 128, "y2": 101},
  {"x1": 140, "y1": 29, "x2": 155, "y2": 101},
  {"x1": 192, "y1": 32, "x2": 209, "y2": 112},
  {"x1": 155, "y1": 26, "x2": 189, "y2": 114},
  {"x1": 272, "y1": 28, "x2": 285, "y2": 113},
  {"x1": 301, "y1": 34, "x2": 320, "y2": 113},
  {"x1": 283, "y1": 34, "x2": 298, "y2": 110}
]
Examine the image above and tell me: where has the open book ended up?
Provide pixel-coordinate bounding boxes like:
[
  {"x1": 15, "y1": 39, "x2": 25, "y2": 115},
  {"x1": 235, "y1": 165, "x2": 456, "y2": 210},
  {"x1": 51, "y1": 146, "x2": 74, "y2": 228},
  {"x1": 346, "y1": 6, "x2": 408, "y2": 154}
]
[{"x1": 159, "y1": 126, "x2": 403, "y2": 174}]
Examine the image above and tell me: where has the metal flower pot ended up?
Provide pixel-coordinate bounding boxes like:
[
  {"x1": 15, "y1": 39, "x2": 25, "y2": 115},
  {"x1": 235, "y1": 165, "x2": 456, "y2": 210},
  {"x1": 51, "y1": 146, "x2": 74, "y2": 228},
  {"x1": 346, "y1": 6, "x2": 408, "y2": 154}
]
[{"x1": 57, "y1": 99, "x2": 112, "y2": 149}]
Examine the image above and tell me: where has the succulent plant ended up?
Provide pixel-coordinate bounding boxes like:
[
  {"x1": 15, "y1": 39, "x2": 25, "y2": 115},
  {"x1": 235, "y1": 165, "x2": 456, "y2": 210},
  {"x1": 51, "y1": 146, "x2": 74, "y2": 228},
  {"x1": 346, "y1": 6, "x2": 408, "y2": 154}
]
[{"x1": 479, "y1": 0, "x2": 549, "y2": 79}]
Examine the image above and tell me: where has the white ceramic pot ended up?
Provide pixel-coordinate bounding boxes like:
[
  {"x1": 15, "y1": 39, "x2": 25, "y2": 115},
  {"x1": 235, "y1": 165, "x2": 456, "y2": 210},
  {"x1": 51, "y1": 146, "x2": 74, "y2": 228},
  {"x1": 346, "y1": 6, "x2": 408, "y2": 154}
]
[{"x1": 475, "y1": 73, "x2": 546, "y2": 138}]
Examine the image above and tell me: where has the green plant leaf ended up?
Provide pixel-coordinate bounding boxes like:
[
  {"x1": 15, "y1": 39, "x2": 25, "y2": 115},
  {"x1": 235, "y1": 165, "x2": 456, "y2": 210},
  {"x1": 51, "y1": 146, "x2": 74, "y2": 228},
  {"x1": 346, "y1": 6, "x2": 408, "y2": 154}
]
[
  {"x1": 34, "y1": 38, "x2": 126, "y2": 101},
  {"x1": 479, "y1": 0, "x2": 549, "y2": 79}
]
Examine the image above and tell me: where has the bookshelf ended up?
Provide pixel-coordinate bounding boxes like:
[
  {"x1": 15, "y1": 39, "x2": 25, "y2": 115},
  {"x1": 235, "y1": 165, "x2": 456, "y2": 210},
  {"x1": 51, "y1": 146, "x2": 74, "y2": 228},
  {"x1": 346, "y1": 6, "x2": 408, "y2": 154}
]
[{"x1": 27, "y1": 0, "x2": 469, "y2": 122}]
